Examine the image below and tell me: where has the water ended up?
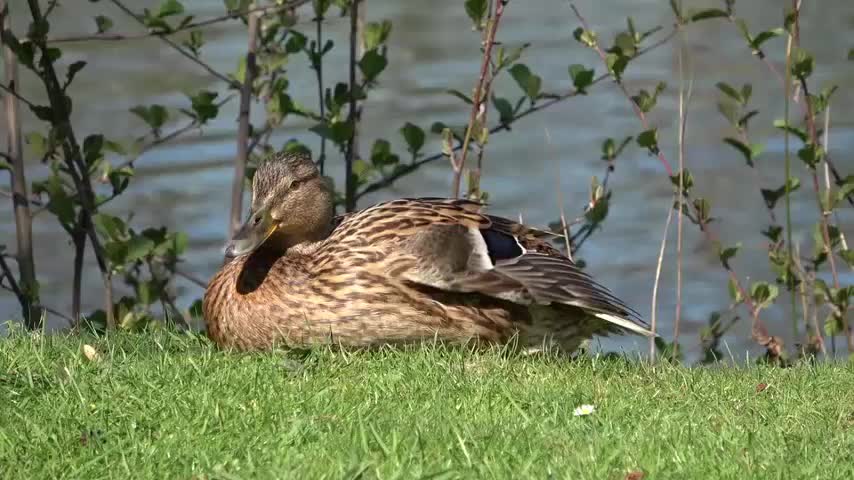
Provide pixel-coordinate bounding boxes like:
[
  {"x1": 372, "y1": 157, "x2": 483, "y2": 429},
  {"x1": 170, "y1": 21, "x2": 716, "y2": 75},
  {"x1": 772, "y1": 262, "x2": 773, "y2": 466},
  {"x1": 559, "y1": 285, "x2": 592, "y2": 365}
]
[{"x1": 2, "y1": 0, "x2": 853, "y2": 361}]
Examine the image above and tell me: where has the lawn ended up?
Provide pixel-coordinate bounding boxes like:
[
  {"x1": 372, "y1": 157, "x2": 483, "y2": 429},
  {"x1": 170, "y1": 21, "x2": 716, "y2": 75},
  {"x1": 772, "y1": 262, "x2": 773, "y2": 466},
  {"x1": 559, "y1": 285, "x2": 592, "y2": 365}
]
[{"x1": 1, "y1": 330, "x2": 852, "y2": 479}]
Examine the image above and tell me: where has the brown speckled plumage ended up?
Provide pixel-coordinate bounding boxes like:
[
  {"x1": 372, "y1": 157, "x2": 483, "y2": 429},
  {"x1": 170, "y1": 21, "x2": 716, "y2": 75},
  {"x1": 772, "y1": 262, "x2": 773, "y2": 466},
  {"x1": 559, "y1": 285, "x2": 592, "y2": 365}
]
[{"x1": 203, "y1": 151, "x2": 651, "y2": 352}]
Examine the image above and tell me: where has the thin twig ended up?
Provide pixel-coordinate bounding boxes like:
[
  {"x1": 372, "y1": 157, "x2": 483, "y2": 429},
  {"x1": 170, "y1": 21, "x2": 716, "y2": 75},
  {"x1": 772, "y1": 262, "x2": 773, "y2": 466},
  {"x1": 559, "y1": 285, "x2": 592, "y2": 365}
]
[
  {"x1": 116, "y1": 95, "x2": 235, "y2": 171},
  {"x1": 572, "y1": 4, "x2": 772, "y2": 348},
  {"x1": 107, "y1": 0, "x2": 239, "y2": 88},
  {"x1": 311, "y1": 7, "x2": 328, "y2": 175},
  {"x1": 452, "y1": 0, "x2": 508, "y2": 198},
  {"x1": 49, "y1": 1, "x2": 311, "y2": 43},
  {"x1": 545, "y1": 128, "x2": 573, "y2": 261},
  {"x1": 355, "y1": 27, "x2": 677, "y2": 200},
  {"x1": 649, "y1": 196, "x2": 675, "y2": 362},
  {"x1": 0, "y1": 81, "x2": 36, "y2": 110},
  {"x1": 229, "y1": 11, "x2": 260, "y2": 238},
  {"x1": 672, "y1": 30, "x2": 693, "y2": 362},
  {"x1": 26, "y1": 0, "x2": 116, "y2": 329},
  {"x1": 343, "y1": 0, "x2": 361, "y2": 212},
  {"x1": 175, "y1": 266, "x2": 207, "y2": 289},
  {"x1": 71, "y1": 211, "x2": 85, "y2": 325},
  {"x1": 2, "y1": 0, "x2": 38, "y2": 328},
  {"x1": 570, "y1": 3, "x2": 673, "y2": 177}
]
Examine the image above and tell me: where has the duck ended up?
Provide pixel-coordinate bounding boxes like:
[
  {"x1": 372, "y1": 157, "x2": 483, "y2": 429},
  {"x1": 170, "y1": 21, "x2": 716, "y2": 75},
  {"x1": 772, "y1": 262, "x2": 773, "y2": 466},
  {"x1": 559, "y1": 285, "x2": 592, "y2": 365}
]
[{"x1": 202, "y1": 150, "x2": 653, "y2": 352}]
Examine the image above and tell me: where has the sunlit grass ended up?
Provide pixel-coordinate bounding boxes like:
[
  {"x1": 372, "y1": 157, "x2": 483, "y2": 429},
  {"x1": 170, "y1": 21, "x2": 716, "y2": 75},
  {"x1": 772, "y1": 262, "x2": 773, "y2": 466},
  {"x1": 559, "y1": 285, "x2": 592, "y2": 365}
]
[{"x1": 1, "y1": 330, "x2": 853, "y2": 479}]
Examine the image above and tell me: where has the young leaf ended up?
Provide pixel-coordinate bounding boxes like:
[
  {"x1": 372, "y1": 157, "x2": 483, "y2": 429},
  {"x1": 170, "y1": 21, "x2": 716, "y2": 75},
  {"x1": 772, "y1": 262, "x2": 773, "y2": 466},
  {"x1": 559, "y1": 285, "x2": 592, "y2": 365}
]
[
  {"x1": 508, "y1": 64, "x2": 542, "y2": 102},
  {"x1": 750, "y1": 281, "x2": 779, "y2": 310},
  {"x1": 363, "y1": 20, "x2": 392, "y2": 51},
  {"x1": 568, "y1": 64, "x2": 595, "y2": 93},
  {"x1": 358, "y1": 49, "x2": 387, "y2": 82},
  {"x1": 157, "y1": 0, "x2": 185, "y2": 18},
  {"x1": 636, "y1": 128, "x2": 659, "y2": 154},
  {"x1": 492, "y1": 96, "x2": 513, "y2": 124},
  {"x1": 464, "y1": 0, "x2": 488, "y2": 28},
  {"x1": 399, "y1": 122, "x2": 425, "y2": 156},
  {"x1": 94, "y1": 15, "x2": 113, "y2": 34},
  {"x1": 187, "y1": 90, "x2": 219, "y2": 124},
  {"x1": 717, "y1": 242, "x2": 741, "y2": 269},
  {"x1": 716, "y1": 82, "x2": 743, "y2": 105},
  {"x1": 130, "y1": 104, "x2": 168, "y2": 132},
  {"x1": 723, "y1": 137, "x2": 755, "y2": 167},
  {"x1": 791, "y1": 47, "x2": 814, "y2": 79},
  {"x1": 688, "y1": 8, "x2": 729, "y2": 22}
]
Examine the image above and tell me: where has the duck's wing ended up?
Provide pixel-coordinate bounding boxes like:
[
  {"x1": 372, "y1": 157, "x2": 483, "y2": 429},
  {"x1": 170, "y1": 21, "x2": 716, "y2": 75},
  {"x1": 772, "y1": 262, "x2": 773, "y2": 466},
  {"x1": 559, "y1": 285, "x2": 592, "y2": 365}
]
[{"x1": 335, "y1": 197, "x2": 651, "y2": 336}]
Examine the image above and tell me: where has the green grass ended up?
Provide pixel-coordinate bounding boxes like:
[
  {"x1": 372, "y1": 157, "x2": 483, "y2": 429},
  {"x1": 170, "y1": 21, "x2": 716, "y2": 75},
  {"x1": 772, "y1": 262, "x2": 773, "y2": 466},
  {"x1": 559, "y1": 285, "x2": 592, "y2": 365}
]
[{"x1": 1, "y1": 330, "x2": 853, "y2": 479}]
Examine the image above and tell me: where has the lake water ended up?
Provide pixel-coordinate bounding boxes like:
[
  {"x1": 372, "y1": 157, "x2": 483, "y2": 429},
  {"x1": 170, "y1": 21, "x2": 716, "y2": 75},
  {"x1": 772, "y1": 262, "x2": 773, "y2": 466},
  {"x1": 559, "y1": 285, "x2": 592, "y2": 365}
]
[{"x1": 2, "y1": 0, "x2": 853, "y2": 361}]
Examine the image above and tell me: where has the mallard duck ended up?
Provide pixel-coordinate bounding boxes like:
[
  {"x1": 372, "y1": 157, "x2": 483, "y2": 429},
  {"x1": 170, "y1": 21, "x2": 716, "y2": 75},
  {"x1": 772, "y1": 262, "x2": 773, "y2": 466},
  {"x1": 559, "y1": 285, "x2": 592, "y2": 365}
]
[{"x1": 203, "y1": 151, "x2": 652, "y2": 352}]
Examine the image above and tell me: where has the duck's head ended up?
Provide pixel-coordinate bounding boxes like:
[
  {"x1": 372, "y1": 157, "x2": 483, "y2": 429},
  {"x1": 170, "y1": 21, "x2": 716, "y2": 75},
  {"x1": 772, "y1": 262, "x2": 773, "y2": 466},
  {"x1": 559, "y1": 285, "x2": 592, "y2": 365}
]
[{"x1": 226, "y1": 150, "x2": 334, "y2": 257}]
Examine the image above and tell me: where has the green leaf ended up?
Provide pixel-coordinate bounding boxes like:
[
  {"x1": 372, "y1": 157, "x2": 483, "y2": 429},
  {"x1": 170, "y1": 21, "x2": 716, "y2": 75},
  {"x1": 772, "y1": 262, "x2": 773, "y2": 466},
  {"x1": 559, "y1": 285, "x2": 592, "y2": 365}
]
[
  {"x1": 93, "y1": 213, "x2": 127, "y2": 241},
  {"x1": 187, "y1": 90, "x2": 219, "y2": 124},
  {"x1": 64, "y1": 61, "x2": 86, "y2": 90},
  {"x1": 508, "y1": 64, "x2": 542, "y2": 102},
  {"x1": 363, "y1": 20, "x2": 392, "y2": 51},
  {"x1": 604, "y1": 53, "x2": 628, "y2": 80},
  {"x1": 692, "y1": 197, "x2": 712, "y2": 224},
  {"x1": 716, "y1": 82, "x2": 744, "y2": 105},
  {"x1": 1, "y1": 30, "x2": 35, "y2": 69},
  {"x1": 837, "y1": 175, "x2": 854, "y2": 204},
  {"x1": 370, "y1": 139, "x2": 399, "y2": 167},
  {"x1": 717, "y1": 242, "x2": 741, "y2": 269},
  {"x1": 751, "y1": 28, "x2": 783, "y2": 50},
  {"x1": 791, "y1": 47, "x2": 814, "y2": 79},
  {"x1": 183, "y1": 30, "x2": 204, "y2": 56},
  {"x1": 572, "y1": 27, "x2": 597, "y2": 48},
  {"x1": 728, "y1": 277, "x2": 743, "y2": 304},
  {"x1": 464, "y1": 0, "x2": 488, "y2": 28},
  {"x1": 669, "y1": 169, "x2": 694, "y2": 193},
  {"x1": 446, "y1": 89, "x2": 473, "y2": 105},
  {"x1": 773, "y1": 119, "x2": 808, "y2": 143},
  {"x1": 83, "y1": 134, "x2": 104, "y2": 167},
  {"x1": 613, "y1": 32, "x2": 636, "y2": 57},
  {"x1": 636, "y1": 128, "x2": 659, "y2": 154},
  {"x1": 25, "y1": 132, "x2": 48, "y2": 158},
  {"x1": 631, "y1": 82, "x2": 666, "y2": 113},
  {"x1": 358, "y1": 49, "x2": 387, "y2": 82},
  {"x1": 723, "y1": 137, "x2": 755, "y2": 167},
  {"x1": 797, "y1": 143, "x2": 824, "y2": 169},
  {"x1": 849, "y1": 48, "x2": 854, "y2": 60},
  {"x1": 688, "y1": 8, "x2": 729, "y2": 22},
  {"x1": 568, "y1": 64, "x2": 595, "y2": 93},
  {"x1": 750, "y1": 281, "x2": 779, "y2": 310},
  {"x1": 309, "y1": 120, "x2": 353, "y2": 146},
  {"x1": 130, "y1": 104, "x2": 168, "y2": 131},
  {"x1": 126, "y1": 235, "x2": 156, "y2": 264},
  {"x1": 285, "y1": 31, "x2": 307, "y2": 54},
  {"x1": 399, "y1": 122, "x2": 425, "y2": 156},
  {"x1": 157, "y1": 0, "x2": 185, "y2": 18},
  {"x1": 94, "y1": 15, "x2": 113, "y2": 34},
  {"x1": 761, "y1": 176, "x2": 800, "y2": 210},
  {"x1": 492, "y1": 96, "x2": 513, "y2": 124}
]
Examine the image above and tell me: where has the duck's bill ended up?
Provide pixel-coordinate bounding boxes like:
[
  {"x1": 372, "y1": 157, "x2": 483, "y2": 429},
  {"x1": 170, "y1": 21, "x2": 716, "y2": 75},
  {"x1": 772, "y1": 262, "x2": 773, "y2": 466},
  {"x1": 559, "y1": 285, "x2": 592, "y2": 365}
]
[{"x1": 225, "y1": 211, "x2": 276, "y2": 257}]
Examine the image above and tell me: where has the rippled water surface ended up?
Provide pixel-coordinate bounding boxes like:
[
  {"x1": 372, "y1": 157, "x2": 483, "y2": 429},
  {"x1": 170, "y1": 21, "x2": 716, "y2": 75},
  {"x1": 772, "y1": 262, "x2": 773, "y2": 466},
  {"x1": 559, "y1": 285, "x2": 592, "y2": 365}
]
[{"x1": 2, "y1": 0, "x2": 853, "y2": 360}]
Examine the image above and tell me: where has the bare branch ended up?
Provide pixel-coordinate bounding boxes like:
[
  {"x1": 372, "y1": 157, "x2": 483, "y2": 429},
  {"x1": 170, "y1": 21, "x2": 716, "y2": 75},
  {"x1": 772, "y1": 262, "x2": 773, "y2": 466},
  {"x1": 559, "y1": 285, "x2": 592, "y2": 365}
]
[
  {"x1": 453, "y1": 0, "x2": 508, "y2": 198},
  {"x1": 107, "y1": 0, "x2": 239, "y2": 88},
  {"x1": 2, "y1": 0, "x2": 39, "y2": 328},
  {"x1": 229, "y1": 12, "x2": 260, "y2": 238}
]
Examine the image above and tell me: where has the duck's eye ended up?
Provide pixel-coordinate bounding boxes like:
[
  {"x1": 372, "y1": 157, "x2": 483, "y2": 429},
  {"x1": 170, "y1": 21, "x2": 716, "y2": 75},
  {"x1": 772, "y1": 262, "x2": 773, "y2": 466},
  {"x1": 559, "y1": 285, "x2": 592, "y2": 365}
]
[
  {"x1": 252, "y1": 214, "x2": 262, "y2": 226},
  {"x1": 289, "y1": 179, "x2": 302, "y2": 190}
]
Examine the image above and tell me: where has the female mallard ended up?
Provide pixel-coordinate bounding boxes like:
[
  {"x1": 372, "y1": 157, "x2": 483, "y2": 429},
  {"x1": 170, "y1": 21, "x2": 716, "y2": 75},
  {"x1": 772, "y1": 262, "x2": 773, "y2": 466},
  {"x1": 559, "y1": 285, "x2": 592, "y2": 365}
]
[{"x1": 203, "y1": 151, "x2": 652, "y2": 352}]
